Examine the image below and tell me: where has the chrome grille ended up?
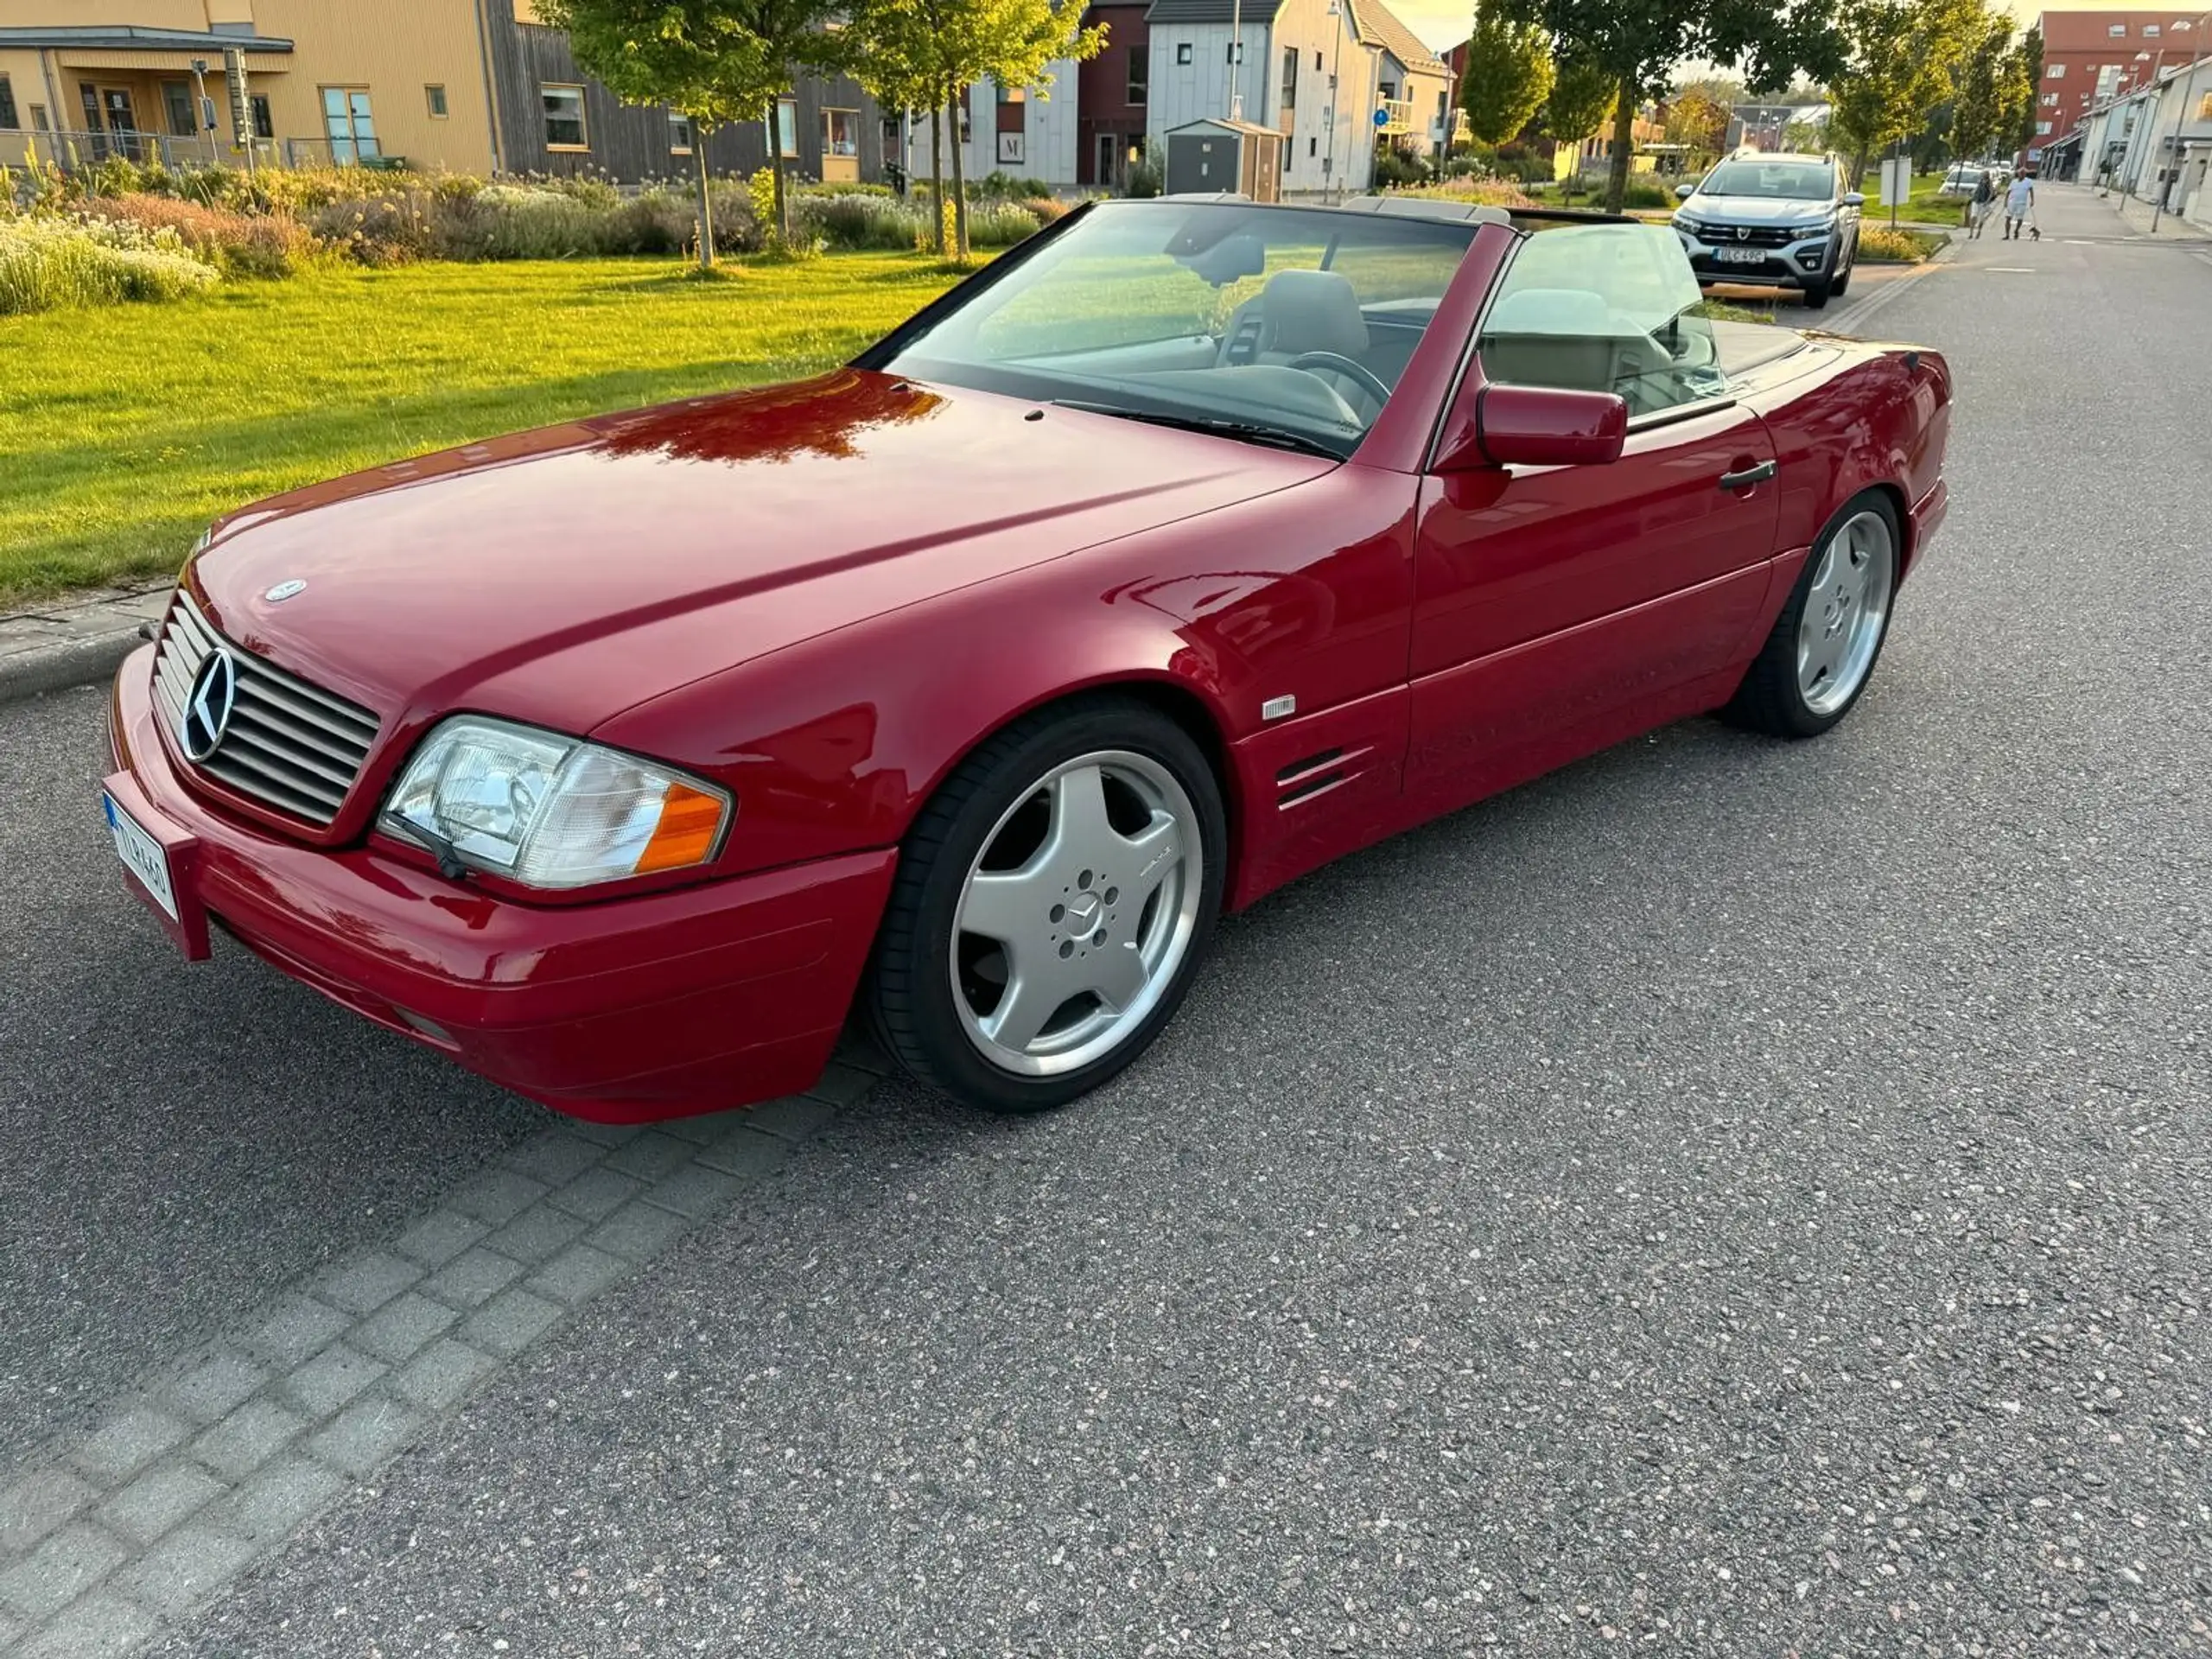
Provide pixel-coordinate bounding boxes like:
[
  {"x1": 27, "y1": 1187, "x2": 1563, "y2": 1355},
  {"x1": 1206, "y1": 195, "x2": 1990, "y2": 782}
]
[{"x1": 151, "y1": 594, "x2": 381, "y2": 825}]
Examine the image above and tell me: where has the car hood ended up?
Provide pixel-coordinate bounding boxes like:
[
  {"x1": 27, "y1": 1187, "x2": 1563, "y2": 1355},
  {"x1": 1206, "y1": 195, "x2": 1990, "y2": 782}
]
[
  {"x1": 1683, "y1": 194, "x2": 1839, "y2": 226},
  {"x1": 188, "y1": 368, "x2": 1329, "y2": 738}
]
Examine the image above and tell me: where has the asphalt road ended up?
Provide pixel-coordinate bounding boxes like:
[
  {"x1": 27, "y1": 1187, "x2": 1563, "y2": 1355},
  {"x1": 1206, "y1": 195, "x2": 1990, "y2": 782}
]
[{"x1": 3, "y1": 185, "x2": 2208, "y2": 1656}]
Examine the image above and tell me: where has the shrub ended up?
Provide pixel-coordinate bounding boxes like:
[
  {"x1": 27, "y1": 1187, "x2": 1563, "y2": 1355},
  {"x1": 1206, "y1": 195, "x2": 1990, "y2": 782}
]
[
  {"x1": 972, "y1": 170, "x2": 1058, "y2": 201},
  {"x1": 0, "y1": 213, "x2": 219, "y2": 315},
  {"x1": 1622, "y1": 181, "x2": 1673, "y2": 209},
  {"x1": 796, "y1": 190, "x2": 925, "y2": 251},
  {"x1": 89, "y1": 193, "x2": 316, "y2": 276},
  {"x1": 1370, "y1": 149, "x2": 1429, "y2": 188},
  {"x1": 1020, "y1": 196, "x2": 1071, "y2": 229},
  {"x1": 1125, "y1": 155, "x2": 1162, "y2": 199},
  {"x1": 967, "y1": 201, "x2": 1044, "y2": 248},
  {"x1": 1858, "y1": 226, "x2": 1944, "y2": 263},
  {"x1": 305, "y1": 190, "x2": 439, "y2": 265}
]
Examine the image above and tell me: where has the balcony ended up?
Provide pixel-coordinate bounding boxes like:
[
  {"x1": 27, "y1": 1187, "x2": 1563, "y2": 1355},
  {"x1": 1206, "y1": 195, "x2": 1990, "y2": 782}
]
[{"x1": 1378, "y1": 97, "x2": 1414, "y2": 136}]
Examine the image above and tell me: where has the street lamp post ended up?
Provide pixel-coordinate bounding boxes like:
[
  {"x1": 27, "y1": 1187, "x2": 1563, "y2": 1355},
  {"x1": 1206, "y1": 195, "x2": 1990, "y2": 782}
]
[{"x1": 1325, "y1": 0, "x2": 1345, "y2": 203}]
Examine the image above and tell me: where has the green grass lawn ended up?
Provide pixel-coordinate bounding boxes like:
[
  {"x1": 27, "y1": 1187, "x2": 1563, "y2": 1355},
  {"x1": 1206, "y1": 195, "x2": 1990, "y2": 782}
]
[
  {"x1": 0, "y1": 253, "x2": 966, "y2": 603},
  {"x1": 1864, "y1": 172, "x2": 1968, "y2": 227}
]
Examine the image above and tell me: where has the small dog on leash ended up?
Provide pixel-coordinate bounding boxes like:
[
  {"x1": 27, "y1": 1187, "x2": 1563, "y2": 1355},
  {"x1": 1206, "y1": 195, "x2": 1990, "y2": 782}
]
[{"x1": 2028, "y1": 222, "x2": 2042, "y2": 241}]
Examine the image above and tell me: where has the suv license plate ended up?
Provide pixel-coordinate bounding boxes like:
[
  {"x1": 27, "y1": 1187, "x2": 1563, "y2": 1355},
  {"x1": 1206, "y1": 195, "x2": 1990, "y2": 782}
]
[{"x1": 1713, "y1": 246, "x2": 1766, "y2": 264}]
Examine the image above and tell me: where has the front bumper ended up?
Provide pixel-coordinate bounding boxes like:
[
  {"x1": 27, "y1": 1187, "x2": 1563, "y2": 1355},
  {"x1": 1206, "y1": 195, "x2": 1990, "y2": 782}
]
[
  {"x1": 1680, "y1": 226, "x2": 1839, "y2": 291},
  {"x1": 107, "y1": 645, "x2": 897, "y2": 1122}
]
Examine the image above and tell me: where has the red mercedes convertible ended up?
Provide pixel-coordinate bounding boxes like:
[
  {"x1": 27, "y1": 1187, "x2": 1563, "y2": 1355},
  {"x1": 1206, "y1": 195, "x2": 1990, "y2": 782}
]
[{"x1": 103, "y1": 196, "x2": 1950, "y2": 1121}]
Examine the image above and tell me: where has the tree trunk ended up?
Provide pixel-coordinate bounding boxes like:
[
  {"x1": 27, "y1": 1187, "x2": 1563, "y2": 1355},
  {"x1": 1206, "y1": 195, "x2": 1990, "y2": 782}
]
[
  {"x1": 1604, "y1": 75, "x2": 1636, "y2": 213},
  {"x1": 930, "y1": 99, "x2": 945, "y2": 255},
  {"x1": 948, "y1": 84, "x2": 970, "y2": 260},
  {"x1": 766, "y1": 95, "x2": 790, "y2": 245},
  {"x1": 692, "y1": 133, "x2": 715, "y2": 270}
]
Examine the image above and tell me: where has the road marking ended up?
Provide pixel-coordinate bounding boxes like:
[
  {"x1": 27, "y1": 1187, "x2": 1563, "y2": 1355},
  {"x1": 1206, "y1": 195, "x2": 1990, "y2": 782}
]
[
  {"x1": 2064, "y1": 238, "x2": 2096, "y2": 245},
  {"x1": 1987, "y1": 266, "x2": 2036, "y2": 273},
  {"x1": 0, "y1": 1049, "x2": 885, "y2": 1654}
]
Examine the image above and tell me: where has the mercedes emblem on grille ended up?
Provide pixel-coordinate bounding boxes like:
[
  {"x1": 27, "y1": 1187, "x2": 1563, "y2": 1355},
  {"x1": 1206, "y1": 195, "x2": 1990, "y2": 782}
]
[
  {"x1": 264, "y1": 579, "x2": 307, "y2": 602},
  {"x1": 181, "y1": 648, "x2": 238, "y2": 761}
]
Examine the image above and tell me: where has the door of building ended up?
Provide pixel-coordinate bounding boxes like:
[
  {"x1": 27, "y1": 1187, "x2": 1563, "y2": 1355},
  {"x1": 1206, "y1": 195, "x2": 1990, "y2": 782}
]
[
  {"x1": 1096, "y1": 132, "x2": 1120, "y2": 188},
  {"x1": 100, "y1": 86, "x2": 144, "y2": 160}
]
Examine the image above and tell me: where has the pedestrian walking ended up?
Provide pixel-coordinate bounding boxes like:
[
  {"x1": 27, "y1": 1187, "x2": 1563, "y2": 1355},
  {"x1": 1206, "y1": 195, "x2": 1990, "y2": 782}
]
[
  {"x1": 2004, "y1": 171, "x2": 2035, "y2": 240},
  {"x1": 1969, "y1": 168, "x2": 1995, "y2": 238}
]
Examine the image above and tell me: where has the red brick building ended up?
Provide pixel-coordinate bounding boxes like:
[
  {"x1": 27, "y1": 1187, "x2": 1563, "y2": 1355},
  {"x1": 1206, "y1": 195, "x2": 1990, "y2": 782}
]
[
  {"x1": 2033, "y1": 10, "x2": 2204, "y2": 155},
  {"x1": 1077, "y1": 3, "x2": 1150, "y2": 187}
]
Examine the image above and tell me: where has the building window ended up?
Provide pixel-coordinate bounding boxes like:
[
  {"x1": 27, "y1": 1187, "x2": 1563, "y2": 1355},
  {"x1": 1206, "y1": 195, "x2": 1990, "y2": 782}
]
[
  {"x1": 162, "y1": 81, "x2": 194, "y2": 137},
  {"x1": 2041, "y1": 92, "x2": 2058, "y2": 105},
  {"x1": 426, "y1": 84, "x2": 448, "y2": 118},
  {"x1": 541, "y1": 83, "x2": 587, "y2": 149},
  {"x1": 996, "y1": 81, "x2": 1025, "y2": 104},
  {"x1": 823, "y1": 107, "x2": 858, "y2": 156},
  {"x1": 0, "y1": 77, "x2": 16, "y2": 132},
  {"x1": 1281, "y1": 47, "x2": 1297, "y2": 109},
  {"x1": 1176, "y1": 42, "x2": 1192, "y2": 65},
  {"x1": 669, "y1": 111, "x2": 693, "y2": 152},
  {"x1": 1314, "y1": 50, "x2": 1323, "y2": 70},
  {"x1": 1128, "y1": 45, "x2": 1147, "y2": 104},
  {"x1": 2107, "y1": 22, "x2": 2126, "y2": 35},
  {"x1": 251, "y1": 94, "x2": 273, "y2": 138},
  {"x1": 1379, "y1": 79, "x2": 1395, "y2": 101},
  {"x1": 2200, "y1": 90, "x2": 2212, "y2": 118},
  {"x1": 775, "y1": 96, "x2": 798, "y2": 156},
  {"x1": 1309, "y1": 135, "x2": 1317, "y2": 155},
  {"x1": 2035, "y1": 119, "x2": 2051, "y2": 134},
  {"x1": 1224, "y1": 41, "x2": 1243, "y2": 63},
  {"x1": 29, "y1": 103, "x2": 48, "y2": 131},
  {"x1": 321, "y1": 87, "x2": 380, "y2": 163},
  {"x1": 2142, "y1": 23, "x2": 2159, "y2": 36},
  {"x1": 2047, "y1": 62, "x2": 2064, "y2": 77}
]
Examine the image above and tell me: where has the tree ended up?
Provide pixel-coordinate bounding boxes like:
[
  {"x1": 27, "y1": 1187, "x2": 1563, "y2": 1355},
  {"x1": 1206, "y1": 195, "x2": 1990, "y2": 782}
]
[
  {"x1": 1827, "y1": 0, "x2": 1986, "y2": 187},
  {"x1": 1497, "y1": 0, "x2": 1845, "y2": 210},
  {"x1": 1459, "y1": 2, "x2": 1554, "y2": 146},
  {"x1": 539, "y1": 0, "x2": 848, "y2": 262},
  {"x1": 850, "y1": 0, "x2": 1103, "y2": 260},
  {"x1": 1541, "y1": 51, "x2": 1618, "y2": 187},
  {"x1": 2004, "y1": 25, "x2": 2041, "y2": 158},
  {"x1": 1663, "y1": 86, "x2": 1728, "y2": 162},
  {"x1": 1948, "y1": 16, "x2": 2013, "y2": 162}
]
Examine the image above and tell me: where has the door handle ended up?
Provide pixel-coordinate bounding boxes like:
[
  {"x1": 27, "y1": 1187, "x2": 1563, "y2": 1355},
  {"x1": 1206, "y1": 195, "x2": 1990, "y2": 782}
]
[{"x1": 1719, "y1": 459, "x2": 1777, "y2": 491}]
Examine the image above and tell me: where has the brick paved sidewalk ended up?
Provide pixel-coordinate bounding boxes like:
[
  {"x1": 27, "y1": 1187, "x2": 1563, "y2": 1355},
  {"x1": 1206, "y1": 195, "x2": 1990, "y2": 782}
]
[{"x1": 0, "y1": 585, "x2": 173, "y2": 704}]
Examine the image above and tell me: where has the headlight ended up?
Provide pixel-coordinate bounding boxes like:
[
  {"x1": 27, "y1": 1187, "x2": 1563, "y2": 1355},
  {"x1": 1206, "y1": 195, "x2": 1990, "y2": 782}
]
[
  {"x1": 380, "y1": 716, "x2": 731, "y2": 889},
  {"x1": 1674, "y1": 213, "x2": 1705, "y2": 235}
]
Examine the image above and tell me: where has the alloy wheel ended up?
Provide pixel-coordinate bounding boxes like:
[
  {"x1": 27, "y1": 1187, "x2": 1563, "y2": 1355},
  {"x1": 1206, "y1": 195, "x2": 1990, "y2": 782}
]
[
  {"x1": 1797, "y1": 508, "x2": 1896, "y2": 716},
  {"x1": 950, "y1": 750, "x2": 1204, "y2": 1077}
]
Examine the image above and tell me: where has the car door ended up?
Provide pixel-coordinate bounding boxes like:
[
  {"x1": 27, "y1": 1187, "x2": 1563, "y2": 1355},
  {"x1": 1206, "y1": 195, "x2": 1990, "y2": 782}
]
[{"x1": 1404, "y1": 223, "x2": 1782, "y2": 811}]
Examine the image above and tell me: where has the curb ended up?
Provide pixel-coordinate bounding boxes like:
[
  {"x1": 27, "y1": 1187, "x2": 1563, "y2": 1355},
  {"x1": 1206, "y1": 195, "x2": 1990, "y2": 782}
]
[
  {"x1": 0, "y1": 626, "x2": 150, "y2": 706},
  {"x1": 0, "y1": 586, "x2": 171, "y2": 708}
]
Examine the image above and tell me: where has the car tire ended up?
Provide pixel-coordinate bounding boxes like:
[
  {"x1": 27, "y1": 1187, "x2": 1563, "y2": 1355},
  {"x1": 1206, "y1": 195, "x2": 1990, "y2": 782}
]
[
  {"x1": 1830, "y1": 241, "x2": 1853, "y2": 296},
  {"x1": 1721, "y1": 491, "x2": 1901, "y2": 740},
  {"x1": 867, "y1": 696, "x2": 1226, "y2": 1114},
  {"x1": 1801, "y1": 277, "x2": 1832, "y2": 310}
]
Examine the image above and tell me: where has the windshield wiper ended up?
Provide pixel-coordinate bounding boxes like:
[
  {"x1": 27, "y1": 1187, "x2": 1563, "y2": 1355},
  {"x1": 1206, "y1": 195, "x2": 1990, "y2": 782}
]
[{"x1": 1047, "y1": 400, "x2": 1344, "y2": 460}]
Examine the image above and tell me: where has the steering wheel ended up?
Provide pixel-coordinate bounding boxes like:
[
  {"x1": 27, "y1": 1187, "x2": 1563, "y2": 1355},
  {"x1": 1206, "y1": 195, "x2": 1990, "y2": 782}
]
[{"x1": 1284, "y1": 352, "x2": 1392, "y2": 411}]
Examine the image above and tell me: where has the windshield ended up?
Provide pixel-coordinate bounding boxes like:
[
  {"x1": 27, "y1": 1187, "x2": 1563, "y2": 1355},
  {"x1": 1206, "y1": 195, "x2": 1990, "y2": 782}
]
[
  {"x1": 1700, "y1": 161, "x2": 1834, "y2": 200},
  {"x1": 868, "y1": 201, "x2": 1478, "y2": 459}
]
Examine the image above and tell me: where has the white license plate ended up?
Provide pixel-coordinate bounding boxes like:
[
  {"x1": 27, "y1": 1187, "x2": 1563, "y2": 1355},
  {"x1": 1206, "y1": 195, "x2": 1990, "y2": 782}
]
[
  {"x1": 104, "y1": 791, "x2": 179, "y2": 922},
  {"x1": 1713, "y1": 246, "x2": 1768, "y2": 264}
]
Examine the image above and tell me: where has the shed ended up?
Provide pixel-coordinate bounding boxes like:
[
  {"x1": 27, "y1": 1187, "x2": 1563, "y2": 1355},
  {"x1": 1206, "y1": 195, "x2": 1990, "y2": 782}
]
[{"x1": 1162, "y1": 118, "x2": 1284, "y2": 201}]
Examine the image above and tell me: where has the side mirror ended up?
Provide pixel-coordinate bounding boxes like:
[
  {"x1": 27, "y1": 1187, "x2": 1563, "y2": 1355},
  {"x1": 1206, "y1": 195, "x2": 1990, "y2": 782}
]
[
  {"x1": 1675, "y1": 182, "x2": 1695, "y2": 200},
  {"x1": 1842, "y1": 191, "x2": 1866, "y2": 207},
  {"x1": 1433, "y1": 383, "x2": 1629, "y2": 473}
]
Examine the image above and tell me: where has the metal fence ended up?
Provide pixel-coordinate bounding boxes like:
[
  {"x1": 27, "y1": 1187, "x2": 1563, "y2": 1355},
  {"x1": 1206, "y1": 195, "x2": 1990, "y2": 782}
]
[{"x1": 1, "y1": 126, "x2": 279, "y2": 173}]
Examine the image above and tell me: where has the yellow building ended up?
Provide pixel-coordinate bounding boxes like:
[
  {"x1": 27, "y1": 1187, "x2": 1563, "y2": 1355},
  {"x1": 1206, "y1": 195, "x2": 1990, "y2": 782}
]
[
  {"x1": 0, "y1": 2, "x2": 503, "y2": 173},
  {"x1": 0, "y1": 3, "x2": 884, "y2": 182}
]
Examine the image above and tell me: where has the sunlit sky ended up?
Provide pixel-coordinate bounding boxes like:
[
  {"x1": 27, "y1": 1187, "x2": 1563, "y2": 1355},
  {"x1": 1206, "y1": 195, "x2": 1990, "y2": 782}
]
[{"x1": 1393, "y1": 0, "x2": 2121, "y2": 57}]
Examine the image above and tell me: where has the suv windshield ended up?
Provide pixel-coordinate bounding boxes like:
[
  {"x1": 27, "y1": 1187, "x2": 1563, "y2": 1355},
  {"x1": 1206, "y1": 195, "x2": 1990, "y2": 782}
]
[
  {"x1": 865, "y1": 201, "x2": 1478, "y2": 459},
  {"x1": 1700, "y1": 161, "x2": 1834, "y2": 200}
]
